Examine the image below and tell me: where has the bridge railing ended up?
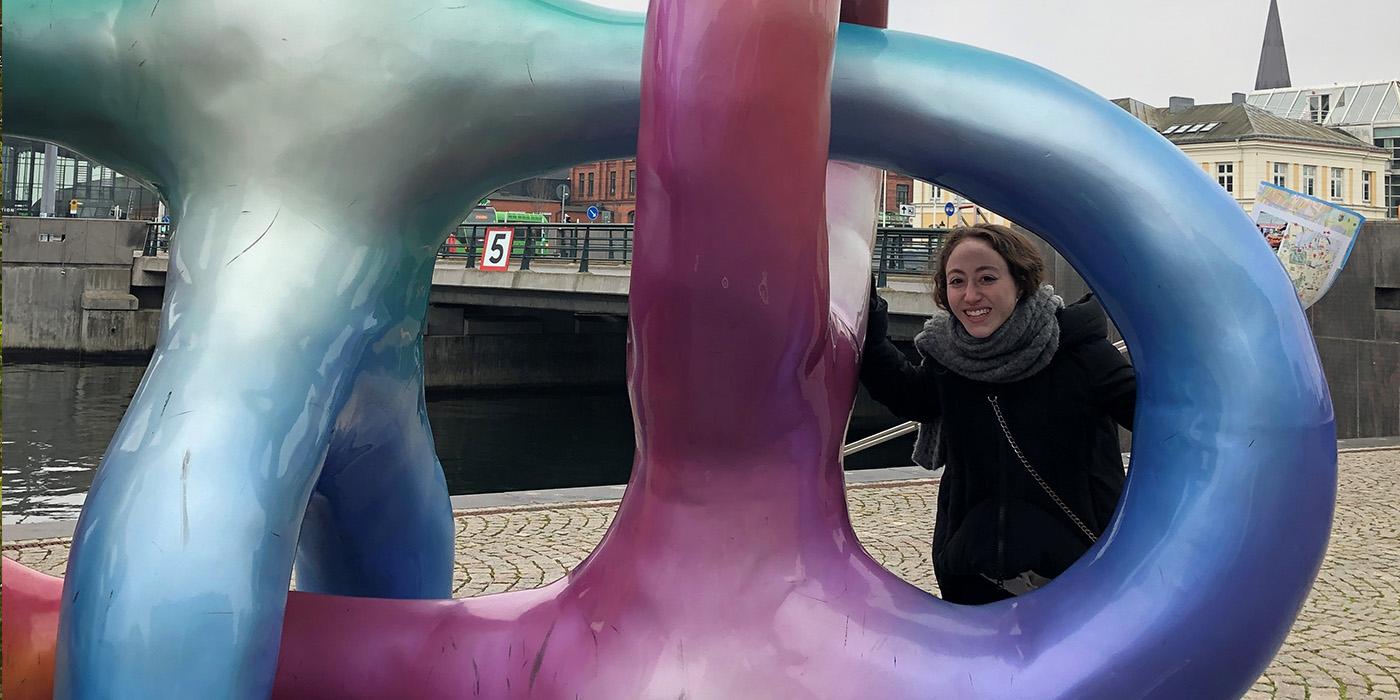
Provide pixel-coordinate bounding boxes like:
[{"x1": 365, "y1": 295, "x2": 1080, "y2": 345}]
[
  {"x1": 871, "y1": 228, "x2": 944, "y2": 287},
  {"x1": 442, "y1": 223, "x2": 635, "y2": 273},
  {"x1": 441, "y1": 224, "x2": 947, "y2": 282},
  {"x1": 143, "y1": 222, "x2": 946, "y2": 283}
]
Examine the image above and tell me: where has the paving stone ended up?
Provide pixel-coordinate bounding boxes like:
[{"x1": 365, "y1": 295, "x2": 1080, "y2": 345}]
[{"x1": 6, "y1": 450, "x2": 1399, "y2": 695}]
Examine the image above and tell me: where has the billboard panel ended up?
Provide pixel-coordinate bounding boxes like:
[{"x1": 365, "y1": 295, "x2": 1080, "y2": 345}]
[{"x1": 1252, "y1": 182, "x2": 1366, "y2": 309}]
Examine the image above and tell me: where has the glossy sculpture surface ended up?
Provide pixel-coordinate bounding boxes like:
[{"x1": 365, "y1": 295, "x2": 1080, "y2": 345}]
[{"x1": 2, "y1": 0, "x2": 1334, "y2": 698}]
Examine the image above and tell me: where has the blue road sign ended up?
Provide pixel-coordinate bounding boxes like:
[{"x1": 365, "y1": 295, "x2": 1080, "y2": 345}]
[
  {"x1": 944, "y1": 202, "x2": 956, "y2": 217},
  {"x1": 587, "y1": 206, "x2": 600, "y2": 220}
]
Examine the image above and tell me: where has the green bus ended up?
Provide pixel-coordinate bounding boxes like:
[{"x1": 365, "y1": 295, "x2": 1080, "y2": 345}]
[{"x1": 455, "y1": 206, "x2": 551, "y2": 258}]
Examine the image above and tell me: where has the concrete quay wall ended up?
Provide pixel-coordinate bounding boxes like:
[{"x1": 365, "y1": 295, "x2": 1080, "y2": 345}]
[
  {"x1": 1, "y1": 217, "x2": 160, "y2": 356},
  {"x1": 1305, "y1": 220, "x2": 1400, "y2": 439},
  {"x1": 423, "y1": 316, "x2": 626, "y2": 391}
]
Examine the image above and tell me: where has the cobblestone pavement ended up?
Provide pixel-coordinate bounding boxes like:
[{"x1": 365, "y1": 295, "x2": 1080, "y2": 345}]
[{"x1": 6, "y1": 450, "x2": 1397, "y2": 698}]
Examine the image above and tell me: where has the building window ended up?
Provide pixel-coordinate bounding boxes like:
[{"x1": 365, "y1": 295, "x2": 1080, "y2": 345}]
[
  {"x1": 31, "y1": 151, "x2": 46, "y2": 197},
  {"x1": 1216, "y1": 162, "x2": 1234, "y2": 194},
  {"x1": 609, "y1": 171, "x2": 617, "y2": 198},
  {"x1": 587, "y1": 172, "x2": 594, "y2": 198},
  {"x1": 1382, "y1": 137, "x2": 1400, "y2": 214},
  {"x1": 76, "y1": 161, "x2": 90, "y2": 198},
  {"x1": 577, "y1": 174, "x2": 584, "y2": 195},
  {"x1": 1303, "y1": 165, "x2": 1317, "y2": 196},
  {"x1": 895, "y1": 183, "x2": 910, "y2": 206},
  {"x1": 1363, "y1": 171, "x2": 1374, "y2": 203},
  {"x1": 99, "y1": 166, "x2": 116, "y2": 200},
  {"x1": 1329, "y1": 167, "x2": 1344, "y2": 200},
  {"x1": 56, "y1": 156, "x2": 75, "y2": 192},
  {"x1": 628, "y1": 169, "x2": 636, "y2": 197},
  {"x1": 1272, "y1": 162, "x2": 1288, "y2": 187},
  {"x1": 1308, "y1": 93, "x2": 1330, "y2": 124},
  {"x1": 627, "y1": 210, "x2": 636, "y2": 223},
  {"x1": 12, "y1": 152, "x2": 31, "y2": 209}
]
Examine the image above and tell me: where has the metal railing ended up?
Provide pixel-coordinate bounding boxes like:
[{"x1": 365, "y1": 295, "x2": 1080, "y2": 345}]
[
  {"x1": 141, "y1": 221, "x2": 946, "y2": 281},
  {"x1": 842, "y1": 421, "x2": 921, "y2": 457},
  {"x1": 871, "y1": 228, "x2": 944, "y2": 287},
  {"x1": 440, "y1": 224, "x2": 946, "y2": 278},
  {"x1": 441, "y1": 223, "x2": 635, "y2": 272}
]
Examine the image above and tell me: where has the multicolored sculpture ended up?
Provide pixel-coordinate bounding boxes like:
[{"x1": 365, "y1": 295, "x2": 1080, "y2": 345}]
[{"x1": 2, "y1": 0, "x2": 1335, "y2": 697}]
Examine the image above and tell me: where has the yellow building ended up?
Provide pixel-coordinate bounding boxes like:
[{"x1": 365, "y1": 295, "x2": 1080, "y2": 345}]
[
  {"x1": 1115, "y1": 95, "x2": 1390, "y2": 220},
  {"x1": 892, "y1": 92, "x2": 1389, "y2": 231},
  {"x1": 905, "y1": 181, "x2": 1012, "y2": 230}
]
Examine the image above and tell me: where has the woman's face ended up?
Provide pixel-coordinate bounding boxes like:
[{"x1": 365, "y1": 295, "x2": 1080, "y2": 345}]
[{"x1": 944, "y1": 238, "x2": 1021, "y2": 338}]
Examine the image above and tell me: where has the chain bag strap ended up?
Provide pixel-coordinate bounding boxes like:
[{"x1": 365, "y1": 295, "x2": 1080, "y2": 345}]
[{"x1": 986, "y1": 395, "x2": 1098, "y2": 544}]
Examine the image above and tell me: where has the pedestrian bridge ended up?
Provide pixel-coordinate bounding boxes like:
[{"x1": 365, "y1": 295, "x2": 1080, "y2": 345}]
[
  {"x1": 135, "y1": 222, "x2": 951, "y2": 333},
  {"x1": 132, "y1": 250, "x2": 941, "y2": 334}
]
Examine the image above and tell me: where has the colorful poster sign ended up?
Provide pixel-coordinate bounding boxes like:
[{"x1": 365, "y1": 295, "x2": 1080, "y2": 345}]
[{"x1": 1252, "y1": 182, "x2": 1365, "y2": 309}]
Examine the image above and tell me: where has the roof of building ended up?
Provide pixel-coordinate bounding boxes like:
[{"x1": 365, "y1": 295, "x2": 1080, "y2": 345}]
[
  {"x1": 1112, "y1": 98, "x2": 1385, "y2": 152},
  {"x1": 1247, "y1": 81, "x2": 1400, "y2": 126},
  {"x1": 1254, "y1": 0, "x2": 1291, "y2": 91}
]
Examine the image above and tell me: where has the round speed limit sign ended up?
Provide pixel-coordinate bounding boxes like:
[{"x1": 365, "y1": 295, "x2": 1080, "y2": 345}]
[{"x1": 479, "y1": 227, "x2": 515, "y2": 271}]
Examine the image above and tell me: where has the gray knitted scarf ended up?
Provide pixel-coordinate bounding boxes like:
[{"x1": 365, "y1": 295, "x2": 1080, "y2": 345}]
[{"x1": 910, "y1": 285, "x2": 1064, "y2": 470}]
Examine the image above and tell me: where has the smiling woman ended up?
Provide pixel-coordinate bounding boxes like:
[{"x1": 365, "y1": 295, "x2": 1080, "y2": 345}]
[{"x1": 861, "y1": 224, "x2": 1136, "y2": 603}]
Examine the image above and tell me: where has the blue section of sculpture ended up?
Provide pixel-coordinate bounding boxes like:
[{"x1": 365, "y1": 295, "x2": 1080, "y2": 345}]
[
  {"x1": 3, "y1": 2, "x2": 1333, "y2": 698},
  {"x1": 831, "y1": 25, "x2": 1334, "y2": 697}
]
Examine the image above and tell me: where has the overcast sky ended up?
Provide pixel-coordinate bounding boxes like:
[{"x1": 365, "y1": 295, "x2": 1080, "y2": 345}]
[{"x1": 588, "y1": 0, "x2": 1400, "y2": 106}]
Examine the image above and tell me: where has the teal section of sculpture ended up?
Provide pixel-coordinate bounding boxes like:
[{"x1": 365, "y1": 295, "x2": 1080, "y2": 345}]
[{"x1": 3, "y1": 1, "x2": 1334, "y2": 697}]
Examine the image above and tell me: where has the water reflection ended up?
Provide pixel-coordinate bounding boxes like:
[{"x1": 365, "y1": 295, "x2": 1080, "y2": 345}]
[
  {"x1": 3, "y1": 362, "x2": 914, "y2": 523},
  {"x1": 3, "y1": 362, "x2": 147, "y2": 523}
]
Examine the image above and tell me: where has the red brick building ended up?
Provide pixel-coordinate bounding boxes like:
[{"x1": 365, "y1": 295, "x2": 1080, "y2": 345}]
[
  {"x1": 569, "y1": 158, "x2": 915, "y2": 225},
  {"x1": 569, "y1": 159, "x2": 638, "y2": 223},
  {"x1": 882, "y1": 172, "x2": 915, "y2": 224}
]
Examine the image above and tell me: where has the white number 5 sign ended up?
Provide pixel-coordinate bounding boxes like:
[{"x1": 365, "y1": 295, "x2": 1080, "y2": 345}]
[{"x1": 479, "y1": 227, "x2": 515, "y2": 271}]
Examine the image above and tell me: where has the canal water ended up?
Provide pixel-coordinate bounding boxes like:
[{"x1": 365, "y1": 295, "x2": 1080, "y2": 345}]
[{"x1": 3, "y1": 361, "x2": 915, "y2": 523}]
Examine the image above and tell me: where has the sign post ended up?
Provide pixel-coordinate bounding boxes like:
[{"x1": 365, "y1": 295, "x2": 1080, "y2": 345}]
[
  {"x1": 587, "y1": 205, "x2": 600, "y2": 221},
  {"x1": 479, "y1": 226, "x2": 516, "y2": 271}
]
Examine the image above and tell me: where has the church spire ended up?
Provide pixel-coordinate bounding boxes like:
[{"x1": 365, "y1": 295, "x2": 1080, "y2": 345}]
[{"x1": 1255, "y1": 0, "x2": 1292, "y2": 90}]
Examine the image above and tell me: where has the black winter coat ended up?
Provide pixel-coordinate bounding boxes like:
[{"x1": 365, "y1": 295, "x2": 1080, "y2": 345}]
[{"x1": 860, "y1": 293, "x2": 1135, "y2": 604}]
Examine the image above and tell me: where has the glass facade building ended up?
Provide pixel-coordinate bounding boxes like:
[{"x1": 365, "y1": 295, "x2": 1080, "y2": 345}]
[{"x1": 2, "y1": 136, "x2": 164, "y2": 218}]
